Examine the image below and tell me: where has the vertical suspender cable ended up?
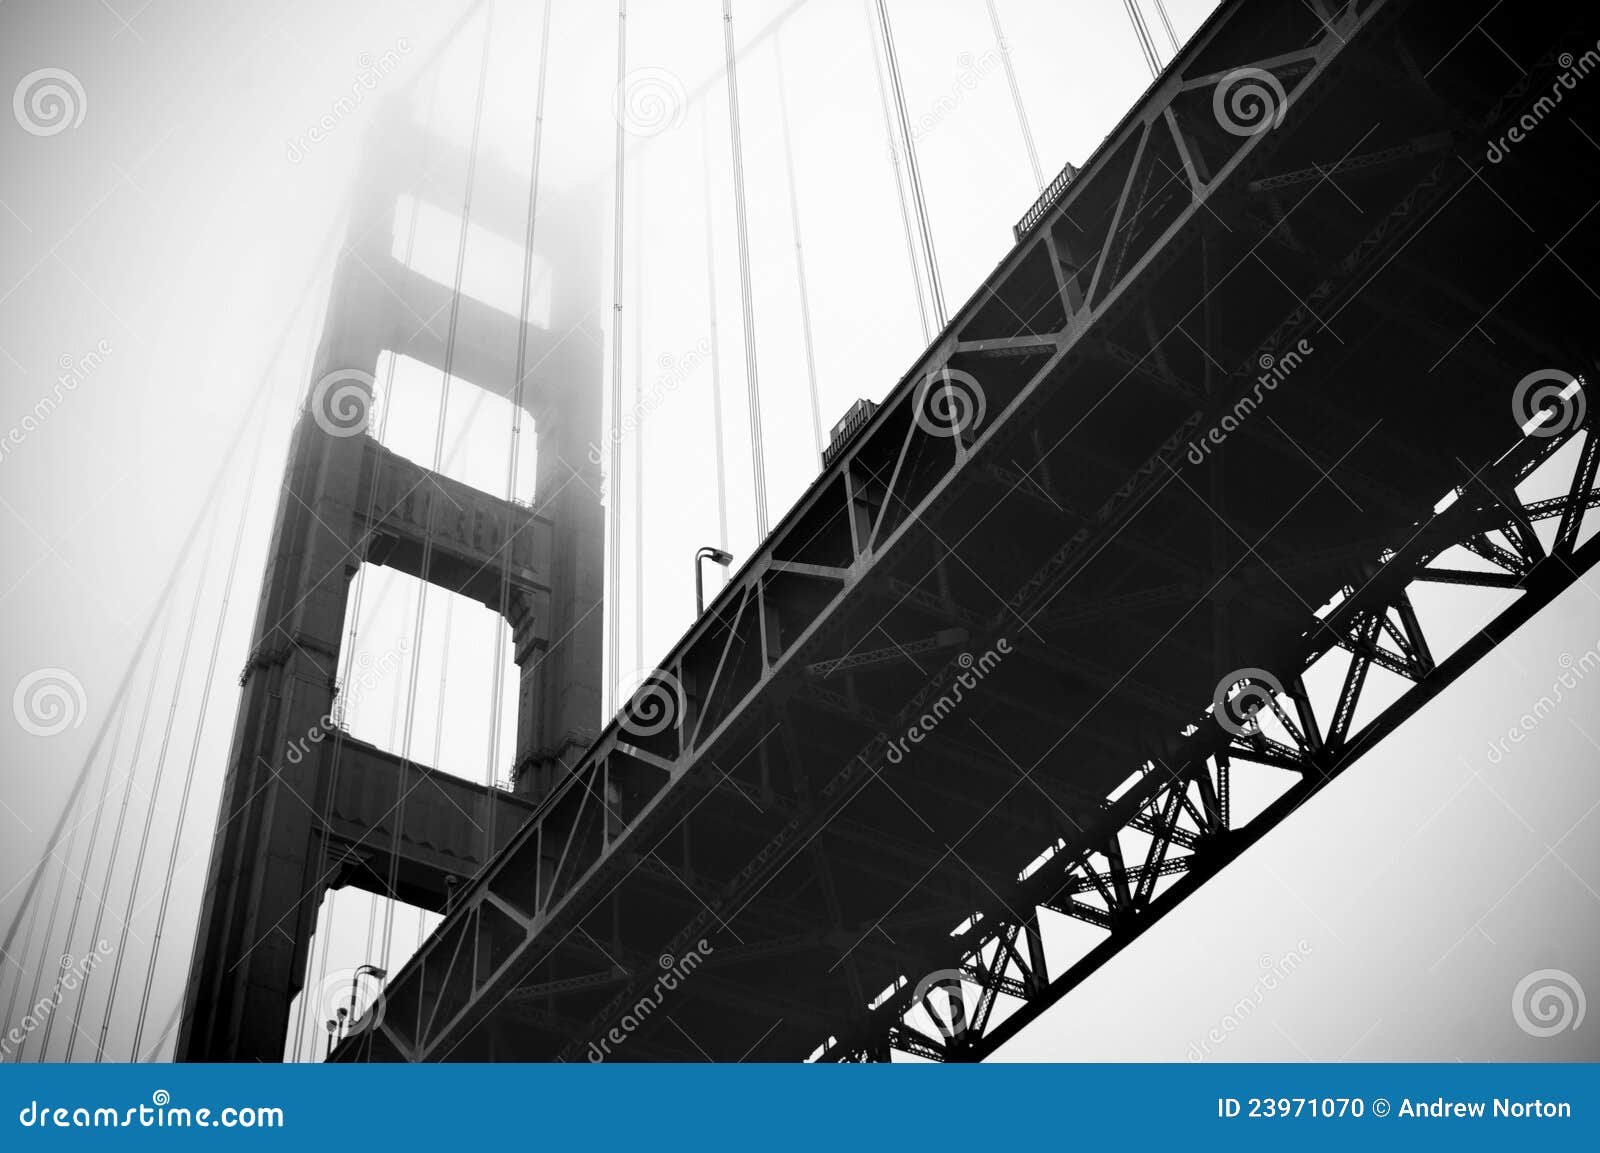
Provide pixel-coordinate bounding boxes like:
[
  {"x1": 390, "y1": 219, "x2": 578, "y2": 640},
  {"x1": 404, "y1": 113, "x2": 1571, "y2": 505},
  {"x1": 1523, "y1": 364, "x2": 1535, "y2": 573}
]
[
  {"x1": 700, "y1": 110, "x2": 731, "y2": 558},
  {"x1": 489, "y1": 0, "x2": 552, "y2": 884},
  {"x1": 862, "y1": 0, "x2": 931, "y2": 344},
  {"x1": 297, "y1": 68, "x2": 444, "y2": 1063},
  {"x1": 429, "y1": 600, "x2": 455, "y2": 777},
  {"x1": 0, "y1": 204, "x2": 330, "y2": 1060},
  {"x1": 379, "y1": 0, "x2": 496, "y2": 986},
  {"x1": 722, "y1": 0, "x2": 770, "y2": 538},
  {"x1": 301, "y1": 899, "x2": 333, "y2": 1060},
  {"x1": 633, "y1": 169, "x2": 646, "y2": 669},
  {"x1": 1122, "y1": 0, "x2": 1161, "y2": 78},
  {"x1": 1152, "y1": 0, "x2": 1181, "y2": 55},
  {"x1": 361, "y1": 877, "x2": 381, "y2": 1004},
  {"x1": 158, "y1": 243, "x2": 331, "y2": 1061},
  {"x1": 11, "y1": 769, "x2": 86, "y2": 1060},
  {"x1": 1, "y1": 641, "x2": 136, "y2": 1005},
  {"x1": 63, "y1": 610, "x2": 173, "y2": 1062},
  {"x1": 984, "y1": 0, "x2": 1044, "y2": 190},
  {"x1": 95, "y1": 509, "x2": 221, "y2": 1060},
  {"x1": 1, "y1": 866, "x2": 46, "y2": 1052},
  {"x1": 774, "y1": 31, "x2": 824, "y2": 460},
  {"x1": 875, "y1": 0, "x2": 947, "y2": 329},
  {"x1": 11, "y1": 694, "x2": 129, "y2": 1061},
  {"x1": 607, "y1": 0, "x2": 628, "y2": 709},
  {"x1": 0, "y1": 357, "x2": 275, "y2": 989},
  {"x1": 33, "y1": 688, "x2": 130, "y2": 1059},
  {"x1": 12, "y1": 773, "x2": 89, "y2": 1060},
  {"x1": 137, "y1": 212, "x2": 343, "y2": 1063},
  {"x1": 1, "y1": 897, "x2": 45, "y2": 1057},
  {"x1": 129, "y1": 364, "x2": 277, "y2": 1060},
  {"x1": 137, "y1": 1002, "x2": 180, "y2": 1062}
]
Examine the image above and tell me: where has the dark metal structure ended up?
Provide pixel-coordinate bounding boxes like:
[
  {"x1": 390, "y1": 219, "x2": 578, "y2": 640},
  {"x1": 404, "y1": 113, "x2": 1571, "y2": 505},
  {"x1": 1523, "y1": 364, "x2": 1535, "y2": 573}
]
[
  {"x1": 175, "y1": 123, "x2": 605, "y2": 1061},
  {"x1": 184, "y1": 0, "x2": 1600, "y2": 1062}
]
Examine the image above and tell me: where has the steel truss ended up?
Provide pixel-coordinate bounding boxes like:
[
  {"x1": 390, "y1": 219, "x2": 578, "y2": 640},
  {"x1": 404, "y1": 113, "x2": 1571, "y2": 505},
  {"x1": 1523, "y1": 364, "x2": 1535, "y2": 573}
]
[
  {"x1": 335, "y1": 0, "x2": 1599, "y2": 1062},
  {"x1": 825, "y1": 400, "x2": 1600, "y2": 1060}
]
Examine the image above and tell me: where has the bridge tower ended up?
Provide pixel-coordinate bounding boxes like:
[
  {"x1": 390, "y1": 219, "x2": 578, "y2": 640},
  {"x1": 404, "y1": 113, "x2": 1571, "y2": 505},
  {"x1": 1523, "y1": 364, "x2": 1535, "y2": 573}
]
[{"x1": 174, "y1": 107, "x2": 604, "y2": 1062}]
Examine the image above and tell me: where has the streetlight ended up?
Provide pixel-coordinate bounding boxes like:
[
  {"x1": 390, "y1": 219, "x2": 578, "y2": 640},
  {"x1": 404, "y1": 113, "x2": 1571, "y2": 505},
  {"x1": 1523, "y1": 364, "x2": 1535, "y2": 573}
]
[
  {"x1": 347, "y1": 963, "x2": 387, "y2": 1034},
  {"x1": 695, "y1": 547, "x2": 734, "y2": 615}
]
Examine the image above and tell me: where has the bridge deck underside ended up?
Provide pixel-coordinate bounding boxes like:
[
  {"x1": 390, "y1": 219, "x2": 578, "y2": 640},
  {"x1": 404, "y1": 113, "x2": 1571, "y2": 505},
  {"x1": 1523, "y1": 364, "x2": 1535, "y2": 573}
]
[{"x1": 340, "y1": 0, "x2": 1600, "y2": 1062}]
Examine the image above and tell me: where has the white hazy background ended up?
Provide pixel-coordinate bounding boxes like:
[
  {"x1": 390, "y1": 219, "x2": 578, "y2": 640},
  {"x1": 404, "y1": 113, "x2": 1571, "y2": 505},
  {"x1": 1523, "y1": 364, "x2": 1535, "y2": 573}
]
[{"x1": 0, "y1": 0, "x2": 1596, "y2": 1063}]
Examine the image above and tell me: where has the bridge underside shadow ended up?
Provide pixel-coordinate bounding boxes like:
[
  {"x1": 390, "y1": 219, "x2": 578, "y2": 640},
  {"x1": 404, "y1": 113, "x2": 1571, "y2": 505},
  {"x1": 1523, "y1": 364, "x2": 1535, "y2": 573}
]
[{"x1": 337, "y1": 0, "x2": 1600, "y2": 1062}]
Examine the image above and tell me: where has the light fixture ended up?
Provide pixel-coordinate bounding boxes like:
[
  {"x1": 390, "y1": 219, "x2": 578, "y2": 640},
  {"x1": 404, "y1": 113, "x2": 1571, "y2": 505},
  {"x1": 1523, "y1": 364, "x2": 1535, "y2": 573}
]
[{"x1": 695, "y1": 546, "x2": 735, "y2": 614}]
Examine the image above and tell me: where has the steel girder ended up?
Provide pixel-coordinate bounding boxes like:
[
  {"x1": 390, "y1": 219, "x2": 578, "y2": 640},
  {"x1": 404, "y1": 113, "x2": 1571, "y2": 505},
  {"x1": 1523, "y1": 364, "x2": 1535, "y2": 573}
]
[
  {"x1": 333, "y1": 0, "x2": 1599, "y2": 1062},
  {"x1": 340, "y1": 0, "x2": 1383, "y2": 1063},
  {"x1": 824, "y1": 401, "x2": 1600, "y2": 1061}
]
